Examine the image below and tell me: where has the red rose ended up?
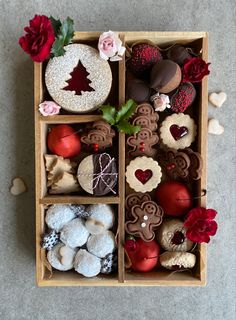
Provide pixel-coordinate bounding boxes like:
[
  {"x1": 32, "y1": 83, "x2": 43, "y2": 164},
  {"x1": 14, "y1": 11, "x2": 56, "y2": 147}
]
[
  {"x1": 182, "y1": 57, "x2": 210, "y2": 83},
  {"x1": 184, "y1": 207, "x2": 218, "y2": 243},
  {"x1": 124, "y1": 239, "x2": 138, "y2": 253},
  {"x1": 19, "y1": 15, "x2": 55, "y2": 62}
]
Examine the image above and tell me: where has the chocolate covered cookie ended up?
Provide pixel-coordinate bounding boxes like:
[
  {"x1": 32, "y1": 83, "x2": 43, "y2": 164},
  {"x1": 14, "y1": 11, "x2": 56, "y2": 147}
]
[{"x1": 77, "y1": 153, "x2": 118, "y2": 195}]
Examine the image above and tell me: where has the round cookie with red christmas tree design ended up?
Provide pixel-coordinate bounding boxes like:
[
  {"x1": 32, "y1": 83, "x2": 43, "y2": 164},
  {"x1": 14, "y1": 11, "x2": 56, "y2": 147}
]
[{"x1": 45, "y1": 44, "x2": 112, "y2": 113}]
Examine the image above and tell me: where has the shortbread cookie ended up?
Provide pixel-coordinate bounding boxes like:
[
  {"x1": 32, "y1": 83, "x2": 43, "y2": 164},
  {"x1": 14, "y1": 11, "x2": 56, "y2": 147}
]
[
  {"x1": 45, "y1": 44, "x2": 112, "y2": 113},
  {"x1": 50, "y1": 172, "x2": 79, "y2": 194},
  {"x1": 160, "y1": 252, "x2": 196, "y2": 270},
  {"x1": 126, "y1": 156, "x2": 162, "y2": 193},
  {"x1": 157, "y1": 219, "x2": 194, "y2": 252},
  {"x1": 77, "y1": 153, "x2": 118, "y2": 195},
  {"x1": 160, "y1": 113, "x2": 197, "y2": 149},
  {"x1": 125, "y1": 201, "x2": 163, "y2": 242}
]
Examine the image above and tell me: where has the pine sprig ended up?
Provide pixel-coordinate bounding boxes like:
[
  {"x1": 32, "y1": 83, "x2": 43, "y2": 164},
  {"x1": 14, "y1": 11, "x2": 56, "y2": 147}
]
[
  {"x1": 99, "y1": 99, "x2": 140, "y2": 135},
  {"x1": 50, "y1": 16, "x2": 75, "y2": 58}
]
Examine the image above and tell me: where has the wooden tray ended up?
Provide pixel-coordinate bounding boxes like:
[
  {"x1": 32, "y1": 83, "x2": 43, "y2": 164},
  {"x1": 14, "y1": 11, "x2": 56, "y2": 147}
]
[{"x1": 35, "y1": 31, "x2": 208, "y2": 286}]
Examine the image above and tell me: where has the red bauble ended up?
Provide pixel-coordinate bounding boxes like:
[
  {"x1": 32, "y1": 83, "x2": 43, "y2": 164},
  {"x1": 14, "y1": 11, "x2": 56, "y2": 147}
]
[
  {"x1": 47, "y1": 125, "x2": 81, "y2": 158},
  {"x1": 155, "y1": 181, "x2": 193, "y2": 216},
  {"x1": 125, "y1": 238, "x2": 160, "y2": 272}
]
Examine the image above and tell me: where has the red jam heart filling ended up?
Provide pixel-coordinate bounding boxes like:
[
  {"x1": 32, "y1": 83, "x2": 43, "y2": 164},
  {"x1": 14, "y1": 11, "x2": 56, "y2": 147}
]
[
  {"x1": 170, "y1": 124, "x2": 188, "y2": 141},
  {"x1": 135, "y1": 169, "x2": 153, "y2": 184},
  {"x1": 171, "y1": 231, "x2": 185, "y2": 245}
]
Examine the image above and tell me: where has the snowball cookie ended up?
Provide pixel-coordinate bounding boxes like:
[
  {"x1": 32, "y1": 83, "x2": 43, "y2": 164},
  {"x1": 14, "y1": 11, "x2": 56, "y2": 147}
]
[
  {"x1": 45, "y1": 44, "x2": 112, "y2": 113},
  {"x1": 87, "y1": 231, "x2": 116, "y2": 258},
  {"x1": 47, "y1": 243, "x2": 76, "y2": 271},
  {"x1": 74, "y1": 249, "x2": 101, "y2": 277},
  {"x1": 160, "y1": 252, "x2": 196, "y2": 270},
  {"x1": 85, "y1": 204, "x2": 115, "y2": 234},
  {"x1": 157, "y1": 219, "x2": 193, "y2": 252},
  {"x1": 45, "y1": 204, "x2": 77, "y2": 232},
  {"x1": 60, "y1": 218, "x2": 89, "y2": 248}
]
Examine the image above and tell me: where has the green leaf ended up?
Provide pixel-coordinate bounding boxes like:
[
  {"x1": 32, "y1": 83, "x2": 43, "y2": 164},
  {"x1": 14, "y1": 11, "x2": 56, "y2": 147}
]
[
  {"x1": 49, "y1": 16, "x2": 62, "y2": 35},
  {"x1": 60, "y1": 17, "x2": 75, "y2": 46},
  {"x1": 51, "y1": 36, "x2": 66, "y2": 57},
  {"x1": 116, "y1": 120, "x2": 141, "y2": 134},
  {"x1": 100, "y1": 105, "x2": 117, "y2": 125},
  {"x1": 115, "y1": 99, "x2": 137, "y2": 122}
]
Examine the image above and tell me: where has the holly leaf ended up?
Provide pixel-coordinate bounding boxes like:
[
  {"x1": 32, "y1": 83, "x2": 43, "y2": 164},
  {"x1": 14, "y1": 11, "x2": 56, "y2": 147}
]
[
  {"x1": 51, "y1": 36, "x2": 66, "y2": 57},
  {"x1": 100, "y1": 105, "x2": 117, "y2": 125},
  {"x1": 49, "y1": 16, "x2": 62, "y2": 35},
  {"x1": 115, "y1": 99, "x2": 137, "y2": 122},
  {"x1": 60, "y1": 17, "x2": 75, "y2": 46},
  {"x1": 116, "y1": 120, "x2": 140, "y2": 134}
]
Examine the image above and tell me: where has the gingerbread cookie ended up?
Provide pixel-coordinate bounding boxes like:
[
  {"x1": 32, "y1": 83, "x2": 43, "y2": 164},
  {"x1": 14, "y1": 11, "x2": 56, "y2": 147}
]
[
  {"x1": 125, "y1": 193, "x2": 151, "y2": 220},
  {"x1": 81, "y1": 120, "x2": 115, "y2": 150},
  {"x1": 184, "y1": 148, "x2": 203, "y2": 180},
  {"x1": 132, "y1": 115, "x2": 157, "y2": 132},
  {"x1": 125, "y1": 201, "x2": 164, "y2": 241},
  {"x1": 134, "y1": 103, "x2": 159, "y2": 124},
  {"x1": 126, "y1": 156, "x2": 162, "y2": 193},
  {"x1": 127, "y1": 128, "x2": 159, "y2": 157},
  {"x1": 160, "y1": 114, "x2": 197, "y2": 150},
  {"x1": 157, "y1": 148, "x2": 190, "y2": 180}
]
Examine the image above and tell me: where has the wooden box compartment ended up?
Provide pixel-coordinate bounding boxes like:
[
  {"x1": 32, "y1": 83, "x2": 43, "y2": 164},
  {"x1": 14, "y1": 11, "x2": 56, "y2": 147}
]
[{"x1": 35, "y1": 32, "x2": 208, "y2": 286}]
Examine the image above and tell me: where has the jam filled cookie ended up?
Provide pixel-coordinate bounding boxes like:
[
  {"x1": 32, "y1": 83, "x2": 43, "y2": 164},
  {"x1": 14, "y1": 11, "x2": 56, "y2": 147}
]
[
  {"x1": 125, "y1": 201, "x2": 163, "y2": 242},
  {"x1": 160, "y1": 252, "x2": 196, "y2": 270},
  {"x1": 45, "y1": 44, "x2": 112, "y2": 113},
  {"x1": 157, "y1": 219, "x2": 194, "y2": 252},
  {"x1": 160, "y1": 113, "x2": 197, "y2": 149},
  {"x1": 126, "y1": 156, "x2": 162, "y2": 193}
]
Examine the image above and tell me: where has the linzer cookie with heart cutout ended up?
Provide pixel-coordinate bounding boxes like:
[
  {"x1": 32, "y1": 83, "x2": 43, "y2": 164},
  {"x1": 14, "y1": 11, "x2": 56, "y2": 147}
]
[
  {"x1": 125, "y1": 156, "x2": 162, "y2": 193},
  {"x1": 125, "y1": 201, "x2": 164, "y2": 242},
  {"x1": 160, "y1": 113, "x2": 197, "y2": 150}
]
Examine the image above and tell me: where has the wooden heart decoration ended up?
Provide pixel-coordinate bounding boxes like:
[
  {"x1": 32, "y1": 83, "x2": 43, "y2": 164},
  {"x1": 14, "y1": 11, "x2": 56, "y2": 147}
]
[
  {"x1": 170, "y1": 125, "x2": 188, "y2": 141},
  {"x1": 135, "y1": 169, "x2": 153, "y2": 184},
  {"x1": 209, "y1": 92, "x2": 227, "y2": 108}
]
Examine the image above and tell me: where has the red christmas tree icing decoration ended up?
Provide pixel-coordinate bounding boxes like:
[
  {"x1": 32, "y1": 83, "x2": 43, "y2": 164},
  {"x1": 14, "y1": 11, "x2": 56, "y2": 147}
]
[{"x1": 63, "y1": 60, "x2": 95, "y2": 95}]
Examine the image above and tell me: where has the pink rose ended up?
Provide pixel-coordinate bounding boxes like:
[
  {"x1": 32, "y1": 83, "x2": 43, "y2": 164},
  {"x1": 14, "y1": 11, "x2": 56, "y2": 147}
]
[
  {"x1": 150, "y1": 93, "x2": 170, "y2": 112},
  {"x1": 39, "y1": 101, "x2": 61, "y2": 116},
  {"x1": 98, "y1": 30, "x2": 126, "y2": 61}
]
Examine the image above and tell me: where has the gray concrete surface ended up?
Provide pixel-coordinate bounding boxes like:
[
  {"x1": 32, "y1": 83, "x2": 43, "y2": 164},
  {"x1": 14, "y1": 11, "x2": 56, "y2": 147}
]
[{"x1": 0, "y1": 0, "x2": 235, "y2": 319}]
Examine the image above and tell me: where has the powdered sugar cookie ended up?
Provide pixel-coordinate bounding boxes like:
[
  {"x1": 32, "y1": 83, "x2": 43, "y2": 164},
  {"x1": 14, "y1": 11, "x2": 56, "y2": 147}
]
[
  {"x1": 160, "y1": 114, "x2": 197, "y2": 150},
  {"x1": 126, "y1": 156, "x2": 162, "y2": 193}
]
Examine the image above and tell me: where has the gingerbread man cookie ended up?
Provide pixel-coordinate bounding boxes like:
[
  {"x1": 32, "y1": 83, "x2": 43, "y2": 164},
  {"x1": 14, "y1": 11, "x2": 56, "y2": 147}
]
[
  {"x1": 125, "y1": 193, "x2": 151, "y2": 220},
  {"x1": 132, "y1": 115, "x2": 157, "y2": 132},
  {"x1": 157, "y1": 148, "x2": 190, "y2": 180},
  {"x1": 135, "y1": 103, "x2": 159, "y2": 123},
  {"x1": 127, "y1": 128, "x2": 159, "y2": 157},
  {"x1": 125, "y1": 201, "x2": 164, "y2": 241},
  {"x1": 184, "y1": 148, "x2": 203, "y2": 180}
]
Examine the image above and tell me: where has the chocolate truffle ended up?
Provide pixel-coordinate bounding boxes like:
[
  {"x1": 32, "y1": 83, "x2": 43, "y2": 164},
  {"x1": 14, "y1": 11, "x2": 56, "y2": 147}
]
[
  {"x1": 166, "y1": 45, "x2": 192, "y2": 65},
  {"x1": 126, "y1": 72, "x2": 151, "y2": 103},
  {"x1": 128, "y1": 43, "x2": 162, "y2": 77},
  {"x1": 150, "y1": 60, "x2": 182, "y2": 94},
  {"x1": 77, "y1": 153, "x2": 118, "y2": 195}
]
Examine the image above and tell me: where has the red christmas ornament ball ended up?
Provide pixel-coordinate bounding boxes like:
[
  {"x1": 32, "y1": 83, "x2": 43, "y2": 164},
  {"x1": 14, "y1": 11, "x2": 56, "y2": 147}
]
[
  {"x1": 155, "y1": 181, "x2": 193, "y2": 216},
  {"x1": 47, "y1": 124, "x2": 81, "y2": 158},
  {"x1": 125, "y1": 238, "x2": 160, "y2": 272},
  {"x1": 128, "y1": 43, "x2": 162, "y2": 77}
]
